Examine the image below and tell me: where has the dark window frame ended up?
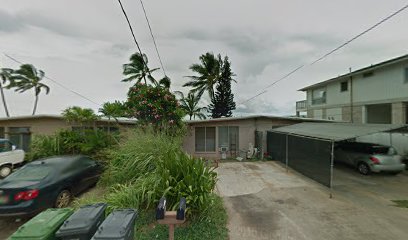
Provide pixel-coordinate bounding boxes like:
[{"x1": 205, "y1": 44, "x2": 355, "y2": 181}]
[
  {"x1": 340, "y1": 81, "x2": 348, "y2": 92},
  {"x1": 404, "y1": 68, "x2": 408, "y2": 83}
]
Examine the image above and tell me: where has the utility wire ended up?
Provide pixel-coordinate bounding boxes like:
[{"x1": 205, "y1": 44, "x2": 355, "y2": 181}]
[
  {"x1": 116, "y1": 0, "x2": 149, "y2": 82},
  {"x1": 239, "y1": 2, "x2": 408, "y2": 105},
  {"x1": 139, "y1": 0, "x2": 167, "y2": 77},
  {"x1": 3, "y1": 53, "x2": 101, "y2": 106}
]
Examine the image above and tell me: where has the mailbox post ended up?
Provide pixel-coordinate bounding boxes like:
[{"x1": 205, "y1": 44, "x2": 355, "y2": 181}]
[{"x1": 156, "y1": 197, "x2": 186, "y2": 240}]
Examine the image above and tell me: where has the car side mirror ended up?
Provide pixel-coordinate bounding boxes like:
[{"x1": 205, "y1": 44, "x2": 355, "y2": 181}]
[{"x1": 12, "y1": 145, "x2": 16, "y2": 151}]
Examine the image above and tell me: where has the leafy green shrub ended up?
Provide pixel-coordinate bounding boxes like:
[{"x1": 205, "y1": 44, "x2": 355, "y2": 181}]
[
  {"x1": 26, "y1": 129, "x2": 117, "y2": 161},
  {"x1": 98, "y1": 129, "x2": 217, "y2": 216}
]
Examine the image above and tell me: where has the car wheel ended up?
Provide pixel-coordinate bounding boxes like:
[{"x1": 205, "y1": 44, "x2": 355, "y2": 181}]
[
  {"x1": 357, "y1": 162, "x2": 370, "y2": 175},
  {"x1": 0, "y1": 165, "x2": 12, "y2": 178},
  {"x1": 54, "y1": 190, "x2": 72, "y2": 208}
]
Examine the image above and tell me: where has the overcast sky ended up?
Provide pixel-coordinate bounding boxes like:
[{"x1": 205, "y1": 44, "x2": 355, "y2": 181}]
[{"x1": 0, "y1": 0, "x2": 407, "y2": 118}]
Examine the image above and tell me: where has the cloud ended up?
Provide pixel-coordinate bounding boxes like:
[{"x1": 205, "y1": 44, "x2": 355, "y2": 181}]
[{"x1": 0, "y1": 9, "x2": 25, "y2": 32}]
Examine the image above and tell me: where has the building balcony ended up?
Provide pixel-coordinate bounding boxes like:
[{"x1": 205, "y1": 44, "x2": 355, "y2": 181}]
[{"x1": 296, "y1": 100, "x2": 307, "y2": 112}]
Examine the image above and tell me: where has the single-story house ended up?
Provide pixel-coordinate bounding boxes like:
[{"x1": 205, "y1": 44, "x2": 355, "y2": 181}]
[
  {"x1": 183, "y1": 115, "x2": 327, "y2": 160},
  {"x1": 0, "y1": 114, "x2": 137, "y2": 151}
]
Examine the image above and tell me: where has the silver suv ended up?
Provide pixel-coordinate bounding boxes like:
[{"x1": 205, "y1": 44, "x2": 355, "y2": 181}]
[{"x1": 334, "y1": 142, "x2": 406, "y2": 175}]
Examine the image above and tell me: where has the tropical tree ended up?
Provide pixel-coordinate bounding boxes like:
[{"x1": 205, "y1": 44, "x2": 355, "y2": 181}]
[
  {"x1": 175, "y1": 91, "x2": 207, "y2": 120},
  {"x1": 99, "y1": 101, "x2": 126, "y2": 133},
  {"x1": 183, "y1": 52, "x2": 222, "y2": 100},
  {"x1": 122, "y1": 52, "x2": 159, "y2": 85},
  {"x1": 0, "y1": 66, "x2": 12, "y2": 117},
  {"x1": 159, "y1": 76, "x2": 171, "y2": 89},
  {"x1": 208, "y1": 56, "x2": 236, "y2": 118},
  {"x1": 126, "y1": 83, "x2": 183, "y2": 131},
  {"x1": 7, "y1": 64, "x2": 50, "y2": 115},
  {"x1": 62, "y1": 106, "x2": 99, "y2": 131}
]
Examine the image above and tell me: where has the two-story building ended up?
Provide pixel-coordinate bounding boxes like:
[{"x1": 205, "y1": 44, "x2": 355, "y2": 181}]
[{"x1": 296, "y1": 54, "x2": 408, "y2": 124}]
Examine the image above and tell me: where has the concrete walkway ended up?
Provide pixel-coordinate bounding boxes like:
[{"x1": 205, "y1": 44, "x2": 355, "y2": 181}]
[{"x1": 216, "y1": 161, "x2": 408, "y2": 240}]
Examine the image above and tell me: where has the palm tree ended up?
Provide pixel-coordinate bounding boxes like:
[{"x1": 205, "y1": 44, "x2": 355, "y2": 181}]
[
  {"x1": 8, "y1": 64, "x2": 50, "y2": 115},
  {"x1": 159, "y1": 76, "x2": 171, "y2": 89},
  {"x1": 62, "y1": 106, "x2": 99, "y2": 132},
  {"x1": 0, "y1": 67, "x2": 12, "y2": 117},
  {"x1": 175, "y1": 91, "x2": 207, "y2": 120},
  {"x1": 99, "y1": 101, "x2": 126, "y2": 133},
  {"x1": 183, "y1": 52, "x2": 221, "y2": 100},
  {"x1": 122, "y1": 53, "x2": 159, "y2": 85}
]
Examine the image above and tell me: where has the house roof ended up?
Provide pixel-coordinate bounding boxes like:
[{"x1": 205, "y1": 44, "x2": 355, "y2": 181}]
[
  {"x1": 268, "y1": 122, "x2": 407, "y2": 142},
  {"x1": 299, "y1": 54, "x2": 408, "y2": 91},
  {"x1": 185, "y1": 115, "x2": 332, "y2": 124},
  {"x1": 0, "y1": 114, "x2": 137, "y2": 124}
]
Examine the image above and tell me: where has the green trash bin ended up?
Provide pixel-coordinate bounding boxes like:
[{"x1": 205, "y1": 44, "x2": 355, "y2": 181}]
[{"x1": 9, "y1": 208, "x2": 74, "y2": 240}]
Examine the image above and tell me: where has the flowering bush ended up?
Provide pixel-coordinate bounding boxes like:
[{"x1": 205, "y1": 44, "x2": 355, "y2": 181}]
[{"x1": 126, "y1": 83, "x2": 184, "y2": 129}]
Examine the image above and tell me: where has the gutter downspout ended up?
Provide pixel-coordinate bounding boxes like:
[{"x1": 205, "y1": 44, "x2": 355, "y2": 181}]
[{"x1": 349, "y1": 68, "x2": 354, "y2": 123}]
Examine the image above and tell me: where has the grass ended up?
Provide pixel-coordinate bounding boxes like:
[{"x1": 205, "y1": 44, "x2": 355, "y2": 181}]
[
  {"x1": 75, "y1": 192, "x2": 228, "y2": 240},
  {"x1": 135, "y1": 194, "x2": 228, "y2": 240},
  {"x1": 392, "y1": 200, "x2": 408, "y2": 208}
]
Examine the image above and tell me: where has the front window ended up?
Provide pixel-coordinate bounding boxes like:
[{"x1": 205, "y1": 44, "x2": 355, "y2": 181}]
[
  {"x1": 218, "y1": 126, "x2": 239, "y2": 152},
  {"x1": 312, "y1": 88, "x2": 326, "y2": 105},
  {"x1": 8, "y1": 127, "x2": 31, "y2": 151},
  {"x1": 195, "y1": 127, "x2": 216, "y2": 152}
]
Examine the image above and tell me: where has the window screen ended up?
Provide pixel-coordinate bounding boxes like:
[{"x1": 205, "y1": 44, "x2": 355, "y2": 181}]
[
  {"x1": 218, "y1": 126, "x2": 239, "y2": 151},
  {"x1": 195, "y1": 127, "x2": 206, "y2": 152},
  {"x1": 195, "y1": 127, "x2": 216, "y2": 152}
]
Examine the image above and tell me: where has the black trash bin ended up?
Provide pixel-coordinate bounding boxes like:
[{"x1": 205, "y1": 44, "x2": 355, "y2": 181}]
[
  {"x1": 91, "y1": 209, "x2": 137, "y2": 240},
  {"x1": 55, "y1": 203, "x2": 107, "y2": 240}
]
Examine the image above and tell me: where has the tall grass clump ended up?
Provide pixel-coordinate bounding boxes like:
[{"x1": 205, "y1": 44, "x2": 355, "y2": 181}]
[{"x1": 99, "y1": 128, "x2": 217, "y2": 216}]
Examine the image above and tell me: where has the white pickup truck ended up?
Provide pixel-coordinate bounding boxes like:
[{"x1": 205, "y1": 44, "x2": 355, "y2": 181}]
[{"x1": 0, "y1": 139, "x2": 25, "y2": 178}]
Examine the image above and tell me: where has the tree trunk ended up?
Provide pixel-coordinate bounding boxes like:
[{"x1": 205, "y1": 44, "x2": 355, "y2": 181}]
[
  {"x1": 189, "y1": 115, "x2": 192, "y2": 120},
  {"x1": 32, "y1": 94, "x2": 39, "y2": 115},
  {"x1": 0, "y1": 82, "x2": 10, "y2": 117}
]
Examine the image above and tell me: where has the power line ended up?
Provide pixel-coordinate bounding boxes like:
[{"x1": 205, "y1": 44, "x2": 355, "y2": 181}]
[
  {"x1": 116, "y1": 0, "x2": 149, "y2": 82},
  {"x1": 2, "y1": 53, "x2": 101, "y2": 106},
  {"x1": 239, "y1": 2, "x2": 408, "y2": 105},
  {"x1": 139, "y1": 0, "x2": 167, "y2": 77}
]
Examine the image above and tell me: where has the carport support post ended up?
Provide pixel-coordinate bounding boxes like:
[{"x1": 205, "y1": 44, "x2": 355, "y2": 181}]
[
  {"x1": 330, "y1": 141, "x2": 334, "y2": 199},
  {"x1": 285, "y1": 134, "x2": 289, "y2": 172}
]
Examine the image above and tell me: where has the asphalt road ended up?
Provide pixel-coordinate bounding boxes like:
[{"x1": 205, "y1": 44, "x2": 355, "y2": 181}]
[{"x1": 0, "y1": 217, "x2": 28, "y2": 239}]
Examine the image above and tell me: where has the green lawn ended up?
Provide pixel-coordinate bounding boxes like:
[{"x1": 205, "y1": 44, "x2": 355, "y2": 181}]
[
  {"x1": 392, "y1": 200, "x2": 408, "y2": 208},
  {"x1": 135, "y1": 194, "x2": 228, "y2": 240}
]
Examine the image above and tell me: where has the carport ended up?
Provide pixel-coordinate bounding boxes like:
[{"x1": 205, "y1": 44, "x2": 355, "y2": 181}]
[{"x1": 267, "y1": 122, "x2": 406, "y2": 196}]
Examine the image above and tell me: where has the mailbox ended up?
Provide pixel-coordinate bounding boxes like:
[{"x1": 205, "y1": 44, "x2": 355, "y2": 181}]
[
  {"x1": 156, "y1": 197, "x2": 166, "y2": 220},
  {"x1": 176, "y1": 197, "x2": 186, "y2": 220}
]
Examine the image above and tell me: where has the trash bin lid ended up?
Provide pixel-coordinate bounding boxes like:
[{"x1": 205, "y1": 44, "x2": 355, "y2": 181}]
[
  {"x1": 92, "y1": 209, "x2": 137, "y2": 240},
  {"x1": 10, "y1": 208, "x2": 74, "y2": 239},
  {"x1": 56, "y1": 203, "x2": 107, "y2": 237}
]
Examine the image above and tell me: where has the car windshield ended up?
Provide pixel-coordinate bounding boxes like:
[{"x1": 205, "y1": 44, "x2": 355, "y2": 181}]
[{"x1": 6, "y1": 165, "x2": 51, "y2": 181}]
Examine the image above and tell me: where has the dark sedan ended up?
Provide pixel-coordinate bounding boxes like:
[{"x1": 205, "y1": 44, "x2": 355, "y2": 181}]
[{"x1": 0, "y1": 155, "x2": 102, "y2": 217}]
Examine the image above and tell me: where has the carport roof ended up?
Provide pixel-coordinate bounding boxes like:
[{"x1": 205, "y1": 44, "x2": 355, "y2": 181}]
[{"x1": 269, "y1": 122, "x2": 407, "y2": 142}]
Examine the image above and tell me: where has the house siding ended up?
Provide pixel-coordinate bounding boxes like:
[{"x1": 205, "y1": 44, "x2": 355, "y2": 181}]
[
  {"x1": 304, "y1": 58, "x2": 408, "y2": 123},
  {"x1": 183, "y1": 118, "x2": 303, "y2": 160}
]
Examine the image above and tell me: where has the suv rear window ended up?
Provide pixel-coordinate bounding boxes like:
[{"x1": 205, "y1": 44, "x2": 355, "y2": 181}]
[{"x1": 7, "y1": 165, "x2": 51, "y2": 181}]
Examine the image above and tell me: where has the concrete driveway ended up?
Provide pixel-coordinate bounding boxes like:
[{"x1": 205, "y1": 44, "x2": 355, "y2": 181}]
[{"x1": 216, "y1": 161, "x2": 408, "y2": 240}]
